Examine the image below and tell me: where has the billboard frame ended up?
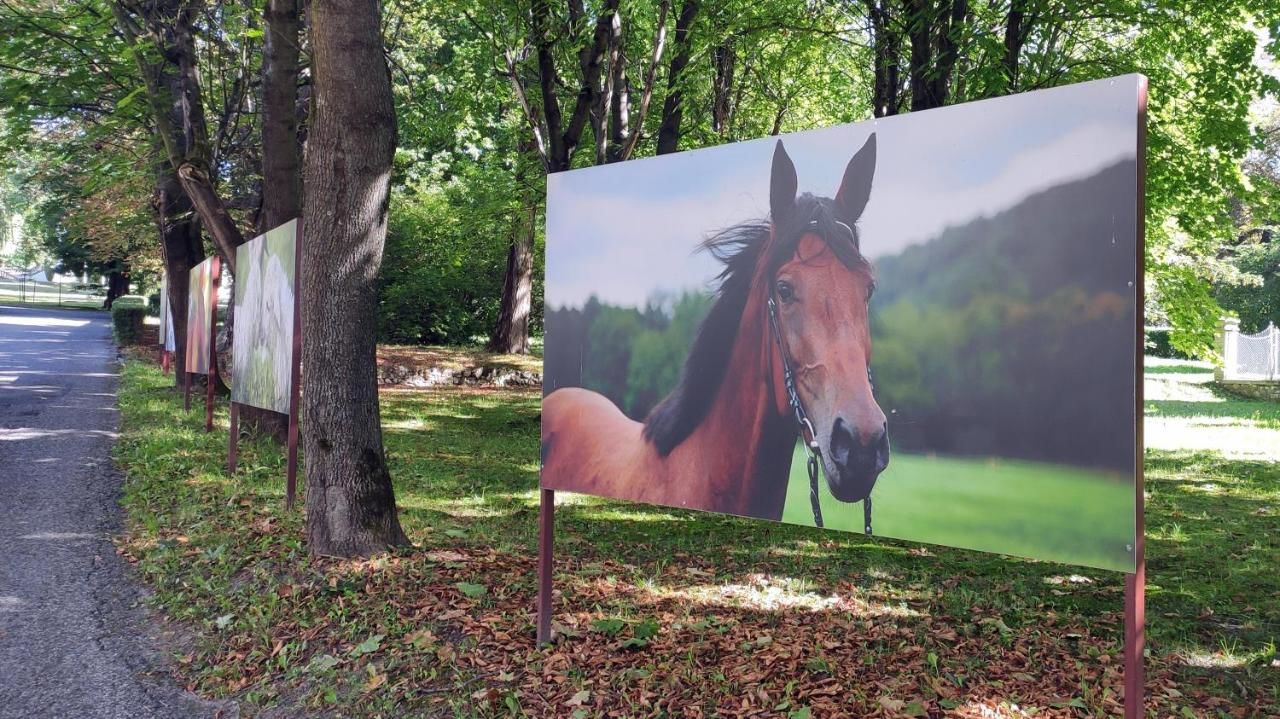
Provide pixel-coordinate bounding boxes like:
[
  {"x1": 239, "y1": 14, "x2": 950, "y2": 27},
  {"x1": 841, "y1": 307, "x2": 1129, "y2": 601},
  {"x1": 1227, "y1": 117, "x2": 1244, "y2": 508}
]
[{"x1": 227, "y1": 218, "x2": 304, "y2": 510}]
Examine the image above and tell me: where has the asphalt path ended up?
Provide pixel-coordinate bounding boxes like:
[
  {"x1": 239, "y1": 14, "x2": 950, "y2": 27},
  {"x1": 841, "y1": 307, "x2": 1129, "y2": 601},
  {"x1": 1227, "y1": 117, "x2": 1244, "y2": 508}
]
[{"x1": 0, "y1": 304, "x2": 232, "y2": 719}]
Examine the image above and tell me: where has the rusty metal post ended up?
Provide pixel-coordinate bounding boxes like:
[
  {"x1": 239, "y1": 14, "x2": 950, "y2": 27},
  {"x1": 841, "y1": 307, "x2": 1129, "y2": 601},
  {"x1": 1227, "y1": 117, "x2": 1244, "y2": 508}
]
[
  {"x1": 1125, "y1": 73, "x2": 1148, "y2": 719},
  {"x1": 536, "y1": 488, "x2": 555, "y2": 644},
  {"x1": 285, "y1": 220, "x2": 303, "y2": 510},
  {"x1": 205, "y1": 257, "x2": 220, "y2": 433},
  {"x1": 228, "y1": 402, "x2": 239, "y2": 474}
]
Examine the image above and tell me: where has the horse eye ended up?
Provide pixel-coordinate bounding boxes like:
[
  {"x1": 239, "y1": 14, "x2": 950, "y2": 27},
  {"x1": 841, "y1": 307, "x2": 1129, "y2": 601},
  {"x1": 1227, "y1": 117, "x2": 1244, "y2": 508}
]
[
  {"x1": 866, "y1": 281, "x2": 876, "y2": 302},
  {"x1": 776, "y1": 280, "x2": 795, "y2": 303}
]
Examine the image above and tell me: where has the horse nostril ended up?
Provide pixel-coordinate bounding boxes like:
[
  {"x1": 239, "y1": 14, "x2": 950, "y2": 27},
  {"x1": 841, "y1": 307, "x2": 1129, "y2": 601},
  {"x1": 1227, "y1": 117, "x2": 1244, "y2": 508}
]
[
  {"x1": 830, "y1": 417, "x2": 854, "y2": 468},
  {"x1": 873, "y1": 424, "x2": 890, "y2": 473}
]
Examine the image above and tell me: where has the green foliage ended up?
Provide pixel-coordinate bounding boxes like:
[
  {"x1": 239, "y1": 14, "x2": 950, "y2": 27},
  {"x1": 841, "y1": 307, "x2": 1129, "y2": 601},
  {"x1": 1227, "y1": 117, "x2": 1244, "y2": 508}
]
[
  {"x1": 1216, "y1": 241, "x2": 1280, "y2": 332},
  {"x1": 1144, "y1": 328, "x2": 1191, "y2": 359},
  {"x1": 378, "y1": 187, "x2": 504, "y2": 344},
  {"x1": 111, "y1": 294, "x2": 148, "y2": 344}
]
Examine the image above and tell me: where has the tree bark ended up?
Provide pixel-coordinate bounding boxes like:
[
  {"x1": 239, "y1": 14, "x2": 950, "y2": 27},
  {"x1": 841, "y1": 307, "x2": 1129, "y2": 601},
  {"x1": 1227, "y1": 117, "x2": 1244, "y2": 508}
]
[
  {"x1": 261, "y1": 0, "x2": 303, "y2": 231},
  {"x1": 154, "y1": 169, "x2": 204, "y2": 388},
  {"x1": 104, "y1": 264, "x2": 130, "y2": 309},
  {"x1": 866, "y1": 0, "x2": 901, "y2": 117},
  {"x1": 243, "y1": 0, "x2": 304, "y2": 443},
  {"x1": 1001, "y1": 0, "x2": 1028, "y2": 93},
  {"x1": 905, "y1": 0, "x2": 933, "y2": 112},
  {"x1": 656, "y1": 0, "x2": 699, "y2": 155},
  {"x1": 488, "y1": 140, "x2": 537, "y2": 354},
  {"x1": 176, "y1": 162, "x2": 245, "y2": 272},
  {"x1": 926, "y1": 0, "x2": 967, "y2": 108},
  {"x1": 302, "y1": 0, "x2": 410, "y2": 557},
  {"x1": 711, "y1": 39, "x2": 735, "y2": 135}
]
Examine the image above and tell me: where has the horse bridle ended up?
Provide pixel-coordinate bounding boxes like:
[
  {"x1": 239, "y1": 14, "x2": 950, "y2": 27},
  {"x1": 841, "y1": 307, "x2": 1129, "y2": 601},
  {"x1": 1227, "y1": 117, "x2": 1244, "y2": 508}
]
[{"x1": 766, "y1": 294, "x2": 874, "y2": 536}]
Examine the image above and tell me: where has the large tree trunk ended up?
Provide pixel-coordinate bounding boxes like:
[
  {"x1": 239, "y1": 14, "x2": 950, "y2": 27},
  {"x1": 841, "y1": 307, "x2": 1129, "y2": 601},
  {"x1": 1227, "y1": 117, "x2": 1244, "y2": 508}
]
[
  {"x1": 488, "y1": 141, "x2": 537, "y2": 354},
  {"x1": 301, "y1": 0, "x2": 410, "y2": 557}
]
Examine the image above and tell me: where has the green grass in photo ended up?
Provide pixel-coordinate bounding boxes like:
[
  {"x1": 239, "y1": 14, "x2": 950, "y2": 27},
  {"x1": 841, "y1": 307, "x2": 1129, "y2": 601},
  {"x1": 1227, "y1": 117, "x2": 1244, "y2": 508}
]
[{"x1": 782, "y1": 448, "x2": 1136, "y2": 572}]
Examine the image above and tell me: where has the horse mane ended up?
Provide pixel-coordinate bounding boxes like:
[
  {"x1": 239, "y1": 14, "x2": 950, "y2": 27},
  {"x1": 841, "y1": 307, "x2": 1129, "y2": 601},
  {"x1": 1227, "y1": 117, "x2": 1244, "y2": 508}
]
[{"x1": 641, "y1": 194, "x2": 869, "y2": 455}]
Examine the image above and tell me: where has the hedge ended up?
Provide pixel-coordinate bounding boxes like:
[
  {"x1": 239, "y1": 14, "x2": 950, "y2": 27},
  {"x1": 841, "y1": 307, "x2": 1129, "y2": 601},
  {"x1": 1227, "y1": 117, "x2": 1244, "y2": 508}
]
[{"x1": 111, "y1": 295, "x2": 149, "y2": 345}]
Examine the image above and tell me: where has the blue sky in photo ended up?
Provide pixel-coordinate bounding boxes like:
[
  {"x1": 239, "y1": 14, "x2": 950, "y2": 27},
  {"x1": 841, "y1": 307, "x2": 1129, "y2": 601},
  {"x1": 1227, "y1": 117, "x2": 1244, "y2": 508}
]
[{"x1": 547, "y1": 75, "x2": 1141, "y2": 308}]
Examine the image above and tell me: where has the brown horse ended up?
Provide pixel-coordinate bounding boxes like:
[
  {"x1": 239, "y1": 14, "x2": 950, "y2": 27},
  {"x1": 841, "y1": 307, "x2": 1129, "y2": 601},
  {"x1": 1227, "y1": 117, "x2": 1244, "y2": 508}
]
[{"x1": 542, "y1": 134, "x2": 889, "y2": 523}]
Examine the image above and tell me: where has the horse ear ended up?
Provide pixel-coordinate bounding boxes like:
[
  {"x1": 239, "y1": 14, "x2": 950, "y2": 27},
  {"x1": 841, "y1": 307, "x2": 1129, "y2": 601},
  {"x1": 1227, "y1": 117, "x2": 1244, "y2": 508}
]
[
  {"x1": 770, "y1": 140, "x2": 797, "y2": 225},
  {"x1": 835, "y1": 133, "x2": 876, "y2": 224}
]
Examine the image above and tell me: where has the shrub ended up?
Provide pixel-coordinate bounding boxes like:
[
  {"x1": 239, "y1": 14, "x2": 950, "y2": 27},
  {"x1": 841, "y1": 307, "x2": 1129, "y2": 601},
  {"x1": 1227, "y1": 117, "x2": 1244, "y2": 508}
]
[
  {"x1": 112, "y1": 295, "x2": 148, "y2": 345},
  {"x1": 1144, "y1": 328, "x2": 1190, "y2": 359},
  {"x1": 378, "y1": 162, "x2": 545, "y2": 346}
]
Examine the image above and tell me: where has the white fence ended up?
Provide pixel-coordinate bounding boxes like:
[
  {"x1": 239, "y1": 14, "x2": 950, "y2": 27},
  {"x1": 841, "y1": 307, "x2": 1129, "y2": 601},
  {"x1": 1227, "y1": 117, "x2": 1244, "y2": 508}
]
[{"x1": 1218, "y1": 318, "x2": 1279, "y2": 381}]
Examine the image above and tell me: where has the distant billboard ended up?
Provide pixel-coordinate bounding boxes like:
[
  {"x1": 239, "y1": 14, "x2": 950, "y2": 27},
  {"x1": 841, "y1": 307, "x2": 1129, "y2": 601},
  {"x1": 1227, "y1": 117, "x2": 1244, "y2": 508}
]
[
  {"x1": 186, "y1": 257, "x2": 218, "y2": 375},
  {"x1": 231, "y1": 220, "x2": 298, "y2": 414}
]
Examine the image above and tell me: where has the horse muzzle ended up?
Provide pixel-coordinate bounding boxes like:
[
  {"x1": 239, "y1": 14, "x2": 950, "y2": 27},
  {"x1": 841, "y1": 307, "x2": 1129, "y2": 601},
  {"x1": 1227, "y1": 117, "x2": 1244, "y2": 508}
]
[{"x1": 825, "y1": 418, "x2": 889, "y2": 503}]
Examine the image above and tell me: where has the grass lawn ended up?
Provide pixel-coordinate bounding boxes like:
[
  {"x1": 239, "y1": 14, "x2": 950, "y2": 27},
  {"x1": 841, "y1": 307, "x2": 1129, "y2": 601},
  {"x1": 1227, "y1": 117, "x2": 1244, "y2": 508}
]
[{"x1": 113, "y1": 355, "x2": 1278, "y2": 717}]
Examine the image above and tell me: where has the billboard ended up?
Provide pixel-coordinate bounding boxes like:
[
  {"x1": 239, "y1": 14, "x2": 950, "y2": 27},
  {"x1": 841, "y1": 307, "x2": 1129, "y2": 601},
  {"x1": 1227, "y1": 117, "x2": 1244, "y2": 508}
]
[
  {"x1": 186, "y1": 256, "x2": 218, "y2": 375},
  {"x1": 158, "y1": 274, "x2": 170, "y2": 348},
  {"x1": 231, "y1": 220, "x2": 298, "y2": 414},
  {"x1": 541, "y1": 75, "x2": 1142, "y2": 572}
]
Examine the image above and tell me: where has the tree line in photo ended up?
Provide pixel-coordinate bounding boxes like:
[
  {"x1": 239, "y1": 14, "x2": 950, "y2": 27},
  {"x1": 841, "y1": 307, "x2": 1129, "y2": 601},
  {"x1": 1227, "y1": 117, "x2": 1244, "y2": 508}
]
[{"x1": 2, "y1": 1, "x2": 1278, "y2": 559}]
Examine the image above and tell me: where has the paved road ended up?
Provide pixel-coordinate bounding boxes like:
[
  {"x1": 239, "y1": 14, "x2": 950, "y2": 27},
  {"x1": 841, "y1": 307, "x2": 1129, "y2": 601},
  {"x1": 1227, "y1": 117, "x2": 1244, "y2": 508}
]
[{"x1": 0, "y1": 305, "x2": 232, "y2": 719}]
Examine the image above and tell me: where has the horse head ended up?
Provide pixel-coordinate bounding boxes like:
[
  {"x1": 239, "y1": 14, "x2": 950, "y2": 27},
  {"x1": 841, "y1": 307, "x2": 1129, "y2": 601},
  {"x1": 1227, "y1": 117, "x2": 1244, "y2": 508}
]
[{"x1": 765, "y1": 135, "x2": 889, "y2": 503}]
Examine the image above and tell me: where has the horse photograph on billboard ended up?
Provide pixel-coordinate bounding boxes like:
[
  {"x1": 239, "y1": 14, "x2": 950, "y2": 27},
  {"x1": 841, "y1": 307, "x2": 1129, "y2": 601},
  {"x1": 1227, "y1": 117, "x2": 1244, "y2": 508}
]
[
  {"x1": 186, "y1": 256, "x2": 218, "y2": 375},
  {"x1": 542, "y1": 75, "x2": 1141, "y2": 573},
  {"x1": 543, "y1": 134, "x2": 886, "y2": 524}
]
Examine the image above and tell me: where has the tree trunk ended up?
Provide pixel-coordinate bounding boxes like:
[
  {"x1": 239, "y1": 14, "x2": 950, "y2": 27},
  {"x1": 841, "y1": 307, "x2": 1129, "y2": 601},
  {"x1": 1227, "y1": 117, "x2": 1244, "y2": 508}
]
[
  {"x1": 301, "y1": 0, "x2": 410, "y2": 557},
  {"x1": 1001, "y1": 0, "x2": 1028, "y2": 93},
  {"x1": 867, "y1": 0, "x2": 901, "y2": 117},
  {"x1": 104, "y1": 264, "x2": 129, "y2": 308},
  {"x1": 177, "y1": 163, "x2": 245, "y2": 272},
  {"x1": 155, "y1": 169, "x2": 204, "y2": 389},
  {"x1": 488, "y1": 141, "x2": 537, "y2": 354},
  {"x1": 261, "y1": 0, "x2": 303, "y2": 231},
  {"x1": 656, "y1": 0, "x2": 699, "y2": 155},
  {"x1": 905, "y1": 0, "x2": 933, "y2": 112},
  {"x1": 242, "y1": 0, "x2": 304, "y2": 443},
  {"x1": 925, "y1": 0, "x2": 967, "y2": 109},
  {"x1": 711, "y1": 40, "x2": 735, "y2": 135}
]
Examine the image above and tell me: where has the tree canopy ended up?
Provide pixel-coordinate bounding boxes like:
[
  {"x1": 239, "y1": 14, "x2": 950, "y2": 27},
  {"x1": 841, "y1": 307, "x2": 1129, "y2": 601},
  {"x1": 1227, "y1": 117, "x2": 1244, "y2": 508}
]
[{"x1": 3, "y1": 0, "x2": 1277, "y2": 355}]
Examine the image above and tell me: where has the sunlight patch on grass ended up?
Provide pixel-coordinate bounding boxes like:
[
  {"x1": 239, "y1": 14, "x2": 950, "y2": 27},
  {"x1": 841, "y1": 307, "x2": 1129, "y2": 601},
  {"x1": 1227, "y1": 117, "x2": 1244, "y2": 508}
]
[
  {"x1": 576, "y1": 507, "x2": 689, "y2": 523},
  {"x1": 958, "y1": 701, "x2": 1033, "y2": 718},
  {"x1": 638, "y1": 573, "x2": 926, "y2": 617},
  {"x1": 1181, "y1": 651, "x2": 1250, "y2": 669},
  {"x1": 1042, "y1": 574, "x2": 1095, "y2": 585},
  {"x1": 552, "y1": 491, "x2": 610, "y2": 506},
  {"x1": 383, "y1": 417, "x2": 433, "y2": 430},
  {"x1": 435, "y1": 497, "x2": 513, "y2": 519}
]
